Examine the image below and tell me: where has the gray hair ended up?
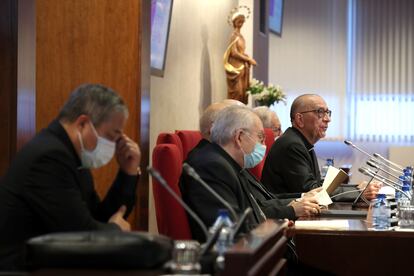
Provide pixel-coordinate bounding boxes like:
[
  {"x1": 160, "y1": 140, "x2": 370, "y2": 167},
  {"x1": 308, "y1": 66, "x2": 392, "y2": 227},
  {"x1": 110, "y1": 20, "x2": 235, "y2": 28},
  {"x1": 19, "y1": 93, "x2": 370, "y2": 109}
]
[
  {"x1": 58, "y1": 83, "x2": 128, "y2": 126},
  {"x1": 211, "y1": 105, "x2": 256, "y2": 145},
  {"x1": 253, "y1": 106, "x2": 275, "y2": 128}
]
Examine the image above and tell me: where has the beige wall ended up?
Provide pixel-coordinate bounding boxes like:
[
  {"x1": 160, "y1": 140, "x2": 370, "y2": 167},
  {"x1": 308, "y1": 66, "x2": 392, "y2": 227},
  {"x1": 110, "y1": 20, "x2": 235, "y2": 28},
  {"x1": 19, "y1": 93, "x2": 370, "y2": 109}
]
[
  {"x1": 268, "y1": 0, "x2": 347, "y2": 138},
  {"x1": 148, "y1": 0, "x2": 239, "y2": 233}
]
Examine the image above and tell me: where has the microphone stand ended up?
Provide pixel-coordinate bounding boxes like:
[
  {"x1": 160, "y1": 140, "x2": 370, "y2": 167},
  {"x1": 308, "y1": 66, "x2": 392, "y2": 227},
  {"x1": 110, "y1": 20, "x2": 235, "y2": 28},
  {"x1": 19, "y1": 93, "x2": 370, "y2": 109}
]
[
  {"x1": 147, "y1": 167, "x2": 209, "y2": 240},
  {"x1": 183, "y1": 163, "x2": 254, "y2": 244},
  {"x1": 183, "y1": 163, "x2": 239, "y2": 222},
  {"x1": 352, "y1": 168, "x2": 378, "y2": 208}
]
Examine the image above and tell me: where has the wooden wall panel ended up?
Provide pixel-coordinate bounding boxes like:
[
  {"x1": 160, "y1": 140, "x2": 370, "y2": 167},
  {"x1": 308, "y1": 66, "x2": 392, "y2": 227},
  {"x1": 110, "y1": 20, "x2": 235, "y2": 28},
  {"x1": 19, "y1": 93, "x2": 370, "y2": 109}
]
[
  {"x1": 34, "y1": 0, "x2": 147, "y2": 229},
  {"x1": 0, "y1": 0, "x2": 17, "y2": 176}
]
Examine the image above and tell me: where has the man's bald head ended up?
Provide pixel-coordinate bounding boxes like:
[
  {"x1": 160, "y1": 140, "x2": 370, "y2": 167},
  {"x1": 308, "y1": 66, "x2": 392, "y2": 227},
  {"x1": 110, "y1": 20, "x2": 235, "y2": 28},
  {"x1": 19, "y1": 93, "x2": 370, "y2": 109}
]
[
  {"x1": 290, "y1": 94, "x2": 330, "y2": 145},
  {"x1": 290, "y1": 94, "x2": 321, "y2": 123},
  {"x1": 221, "y1": 99, "x2": 245, "y2": 106},
  {"x1": 199, "y1": 102, "x2": 231, "y2": 140}
]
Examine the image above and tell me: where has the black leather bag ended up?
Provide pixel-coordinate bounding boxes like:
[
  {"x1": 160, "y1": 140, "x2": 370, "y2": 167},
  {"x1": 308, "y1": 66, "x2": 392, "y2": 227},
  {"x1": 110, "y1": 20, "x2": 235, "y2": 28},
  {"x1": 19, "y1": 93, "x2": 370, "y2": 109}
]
[{"x1": 25, "y1": 231, "x2": 172, "y2": 269}]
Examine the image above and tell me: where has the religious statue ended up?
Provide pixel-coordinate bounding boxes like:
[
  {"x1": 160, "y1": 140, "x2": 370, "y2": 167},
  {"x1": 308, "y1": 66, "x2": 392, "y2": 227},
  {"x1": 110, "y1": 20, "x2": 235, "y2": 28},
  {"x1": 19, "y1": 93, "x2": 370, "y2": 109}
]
[{"x1": 224, "y1": 6, "x2": 257, "y2": 104}]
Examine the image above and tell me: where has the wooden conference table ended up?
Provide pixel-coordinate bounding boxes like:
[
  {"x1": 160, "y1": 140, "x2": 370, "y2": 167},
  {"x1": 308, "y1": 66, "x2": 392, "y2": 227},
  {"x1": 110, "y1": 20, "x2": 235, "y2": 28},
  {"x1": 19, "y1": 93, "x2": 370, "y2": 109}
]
[{"x1": 294, "y1": 202, "x2": 414, "y2": 275}]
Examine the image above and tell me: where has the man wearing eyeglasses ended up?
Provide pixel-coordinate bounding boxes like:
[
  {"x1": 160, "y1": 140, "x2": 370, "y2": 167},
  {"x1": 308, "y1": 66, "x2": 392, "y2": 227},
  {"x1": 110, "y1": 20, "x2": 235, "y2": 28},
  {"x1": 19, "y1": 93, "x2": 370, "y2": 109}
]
[
  {"x1": 261, "y1": 94, "x2": 380, "y2": 200},
  {"x1": 253, "y1": 106, "x2": 283, "y2": 139}
]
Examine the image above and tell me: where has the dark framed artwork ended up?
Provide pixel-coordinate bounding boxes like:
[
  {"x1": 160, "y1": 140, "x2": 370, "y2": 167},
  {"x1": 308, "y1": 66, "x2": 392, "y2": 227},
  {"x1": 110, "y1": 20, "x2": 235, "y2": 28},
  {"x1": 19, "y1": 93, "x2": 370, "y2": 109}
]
[
  {"x1": 269, "y1": 0, "x2": 284, "y2": 36},
  {"x1": 150, "y1": 0, "x2": 173, "y2": 77}
]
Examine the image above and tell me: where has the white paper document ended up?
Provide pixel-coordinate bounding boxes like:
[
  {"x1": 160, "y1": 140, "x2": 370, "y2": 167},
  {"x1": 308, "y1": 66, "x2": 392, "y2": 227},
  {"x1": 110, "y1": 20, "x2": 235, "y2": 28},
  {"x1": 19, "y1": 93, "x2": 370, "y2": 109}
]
[
  {"x1": 295, "y1": 219, "x2": 350, "y2": 230},
  {"x1": 322, "y1": 166, "x2": 348, "y2": 194},
  {"x1": 315, "y1": 189, "x2": 333, "y2": 206}
]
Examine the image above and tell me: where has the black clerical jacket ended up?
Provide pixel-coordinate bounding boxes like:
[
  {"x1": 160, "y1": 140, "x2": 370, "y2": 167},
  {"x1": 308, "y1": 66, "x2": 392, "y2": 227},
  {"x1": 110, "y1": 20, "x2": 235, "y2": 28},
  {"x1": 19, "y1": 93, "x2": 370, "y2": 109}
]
[
  {"x1": 179, "y1": 141, "x2": 295, "y2": 242},
  {"x1": 0, "y1": 120, "x2": 138, "y2": 270}
]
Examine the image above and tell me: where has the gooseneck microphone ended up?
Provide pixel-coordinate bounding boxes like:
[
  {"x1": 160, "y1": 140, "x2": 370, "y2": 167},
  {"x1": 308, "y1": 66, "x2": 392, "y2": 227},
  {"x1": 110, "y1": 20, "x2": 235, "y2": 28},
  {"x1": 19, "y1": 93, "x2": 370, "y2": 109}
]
[
  {"x1": 344, "y1": 140, "x2": 373, "y2": 157},
  {"x1": 147, "y1": 167, "x2": 209, "y2": 240},
  {"x1": 366, "y1": 160, "x2": 400, "y2": 180},
  {"x1": 359, "y1": 167, "x2": 411, "y2": 200},
  {"x1": 361, "y1": 167, "x2": 403, "y2": 187},
  {"x1": 373, "y1": 153, "x2": 404, "y2": 171},
  {"x1": 344, "y1": 140, "x2": 403, "y2": 174},
  {"x1": 182, "y1": 163, "x2": 239, "y2": 222},
  {"x1": 368, "y1": 157, "x2": 402, "y2": 175},
  {"x1": 231, "y1": 207, "x2": 252, "y2": 240}
]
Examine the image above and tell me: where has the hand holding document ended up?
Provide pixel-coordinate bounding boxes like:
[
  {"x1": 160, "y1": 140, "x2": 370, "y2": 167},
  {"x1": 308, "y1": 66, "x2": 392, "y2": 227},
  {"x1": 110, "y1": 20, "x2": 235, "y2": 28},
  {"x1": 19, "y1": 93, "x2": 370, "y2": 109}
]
[{"x1": 316, "y1": 166, "x2": 349, "y2": 206}]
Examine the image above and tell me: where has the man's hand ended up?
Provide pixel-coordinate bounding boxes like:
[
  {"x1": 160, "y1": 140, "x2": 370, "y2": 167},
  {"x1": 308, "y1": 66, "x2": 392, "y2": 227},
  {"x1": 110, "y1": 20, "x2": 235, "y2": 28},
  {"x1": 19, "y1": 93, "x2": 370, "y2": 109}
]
[
  {"x1": 303, "y1": 187, "x2": 323, "y2": 198},
  {"x1": 116, "y1": 134, "x2": 141, "y2": 175},
  {"x1": 360, "y1": 180, "x2": 382, "y2": 201},
  {"x1": 108, "y1": 205, "x2": 131, "y2": 231},
  {"x1": 290, "y1": 197, "x2": 321, "y2": 217}
]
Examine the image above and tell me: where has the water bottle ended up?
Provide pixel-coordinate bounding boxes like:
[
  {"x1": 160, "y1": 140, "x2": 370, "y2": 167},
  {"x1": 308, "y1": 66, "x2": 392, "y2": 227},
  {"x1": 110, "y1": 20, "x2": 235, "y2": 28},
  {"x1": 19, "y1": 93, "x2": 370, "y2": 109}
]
[
  {"x1": 209, "y1": 209, "x2": 234, "y2": 271},
  {"x1": 404, "y1": 168, "x2": 412, "y2": 192},
  {"x1": 372, "y1": 194, "x2": 390, "y2": 230},
  {"x1": 398, "y1": 184, "x2": 411, "y2": 228},
  {"x1": 395, "y1": 176, "x2": 405, "y2": 204},
  {"x1": 321, "y1": 158, "x2": 334, "y2": 179}
]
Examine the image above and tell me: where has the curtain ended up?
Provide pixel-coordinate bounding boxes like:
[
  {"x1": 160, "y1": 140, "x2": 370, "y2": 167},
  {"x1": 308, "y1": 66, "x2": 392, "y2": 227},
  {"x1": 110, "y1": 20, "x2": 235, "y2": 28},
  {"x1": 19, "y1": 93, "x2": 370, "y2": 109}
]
[{"x1": 347, "y1": 0, "x2": 414, "y2": 143}]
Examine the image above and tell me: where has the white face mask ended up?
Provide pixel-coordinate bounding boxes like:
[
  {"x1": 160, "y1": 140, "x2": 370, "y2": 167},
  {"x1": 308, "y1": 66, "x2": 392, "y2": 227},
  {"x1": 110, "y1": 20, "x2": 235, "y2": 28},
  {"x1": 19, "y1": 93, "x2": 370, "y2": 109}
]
[{"x1": 78, "y1": 122, "x2": 116, "y2": 168}]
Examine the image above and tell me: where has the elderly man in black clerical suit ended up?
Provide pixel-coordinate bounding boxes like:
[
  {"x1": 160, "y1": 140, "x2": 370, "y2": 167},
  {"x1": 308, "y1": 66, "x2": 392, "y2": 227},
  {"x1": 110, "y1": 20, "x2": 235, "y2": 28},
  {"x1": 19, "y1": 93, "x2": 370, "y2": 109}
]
[
  {"x1": 0, "y1": 84, "x2": 141, "y2": 270},
  {"x1": 180, "y1": 105, "x2": 321, "y2": 243},
  {"x1": 261, "y1": 94, "x2": 380, "y2": 200}
]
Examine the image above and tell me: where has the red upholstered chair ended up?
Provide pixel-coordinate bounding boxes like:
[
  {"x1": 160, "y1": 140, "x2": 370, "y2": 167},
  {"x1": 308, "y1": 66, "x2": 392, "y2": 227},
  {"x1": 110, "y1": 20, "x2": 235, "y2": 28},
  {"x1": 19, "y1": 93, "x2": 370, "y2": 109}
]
[
  {"x1": 152, "y1": 143, "x2": 192, "y2": 240},
  {"x1": 175, "y1": 130, "x2": 203, "y2": 160},
  {"x1": 249, "y1": 128, "x2": 276, "y2": 180},
  {"x1": 156, "y1": 132, "x2": 184, "y2": 160}
]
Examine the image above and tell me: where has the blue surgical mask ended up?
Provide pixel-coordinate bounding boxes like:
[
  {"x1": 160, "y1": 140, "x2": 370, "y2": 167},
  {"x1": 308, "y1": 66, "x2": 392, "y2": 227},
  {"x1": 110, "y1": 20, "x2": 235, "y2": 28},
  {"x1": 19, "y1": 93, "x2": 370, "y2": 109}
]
[
  {"x1": 78, "y1": 122, "x2": 116, "y2": 168},
  {"x1": 241, "y1": 134, "x2": 266, "y2": 168}
]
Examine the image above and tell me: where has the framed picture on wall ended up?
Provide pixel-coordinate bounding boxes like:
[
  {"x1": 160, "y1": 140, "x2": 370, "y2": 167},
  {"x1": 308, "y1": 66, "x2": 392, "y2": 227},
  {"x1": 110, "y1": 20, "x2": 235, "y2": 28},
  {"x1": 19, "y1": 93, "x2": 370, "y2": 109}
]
[
  {"x1": 151, "y1": 0, "x2": 174, "y2": 77},
  {"x1": 269, "y1": 0, "x2": 284, "y2": 36}
]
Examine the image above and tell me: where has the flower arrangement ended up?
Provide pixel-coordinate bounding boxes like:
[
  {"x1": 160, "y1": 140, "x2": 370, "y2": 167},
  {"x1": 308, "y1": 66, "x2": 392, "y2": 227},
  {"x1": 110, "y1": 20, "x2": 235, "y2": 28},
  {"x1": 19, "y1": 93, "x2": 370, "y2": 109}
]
[{"x1": 246, "y1": 78, "x2": 287, "y2": 107}]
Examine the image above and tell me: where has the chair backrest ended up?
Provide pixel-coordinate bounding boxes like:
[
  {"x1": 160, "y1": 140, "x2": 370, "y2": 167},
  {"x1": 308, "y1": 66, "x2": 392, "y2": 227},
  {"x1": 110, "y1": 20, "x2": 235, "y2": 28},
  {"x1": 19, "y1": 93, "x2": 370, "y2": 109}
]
[
  {"x1": 156, "y1": 132, "x2": 183, "y2": 160},
  {"x1": 263, "y1": 128, "x2": 276, "y2": 154},
  {"x1": 249, "y1": 128, "x2": 276, "y2": 180},
  {"x1": 152, "y1": 143, "x2": 192, "y2": 240},
  {"x1": 175, "y1": 130, "x2": 203, "y2": 160}
]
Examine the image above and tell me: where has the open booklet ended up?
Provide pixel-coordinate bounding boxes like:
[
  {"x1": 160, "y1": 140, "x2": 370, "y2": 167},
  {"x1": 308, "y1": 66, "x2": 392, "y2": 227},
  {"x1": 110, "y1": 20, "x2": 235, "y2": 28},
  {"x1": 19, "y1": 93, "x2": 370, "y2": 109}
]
[{"x1": 315, "y1": 166, "x2": 349, "y2": 206}]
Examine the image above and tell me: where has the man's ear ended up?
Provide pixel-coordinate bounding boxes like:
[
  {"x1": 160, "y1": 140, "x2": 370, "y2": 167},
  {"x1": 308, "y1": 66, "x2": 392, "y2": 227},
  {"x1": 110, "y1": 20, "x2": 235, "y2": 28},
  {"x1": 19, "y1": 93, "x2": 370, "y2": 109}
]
[
  {"x1": 74, "y1": 115, "x2": 90, "y2": 130},
  {"x1": 234, "y1": 129, "x2": 244, "y2": 148},
  {"x1": 295, "y1": 113, "x2": 305, "y2": 128}
]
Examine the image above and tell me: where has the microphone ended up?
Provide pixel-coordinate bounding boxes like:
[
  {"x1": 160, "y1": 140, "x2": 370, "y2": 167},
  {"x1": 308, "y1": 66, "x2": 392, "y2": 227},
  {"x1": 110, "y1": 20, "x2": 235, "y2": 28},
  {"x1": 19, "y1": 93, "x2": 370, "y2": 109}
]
[
  {"x1": 358, "y1": 167, "x2": 411, "y2": 200},
  {"x1": 351, "y1": 167, "x2": 379, "y2": 207},
  {"x1": 231, "y1": 207, "x2": 252, "y2": 240},
  {"x1": 361, "y1": 167, "x2": 403, "y2": 187},
  {"x1": 182, "y1": 163, "x2": 239, "y2": 222},
  {"x1": 344, "y1": 140, "x2": 403, "y2": 174},
  {"x1": 147, "y1": 166, "x2": 209, "y2": 240},
  {"x1": 366, "y1": 160, "x2": 400, "y2": 180},
  {"x1": 368, "y1": 157, "x2": 402, "y2": 175},
  {"x1": 344, "y1": 140, "x2": 373, "y2": 158},
  {"x1": 373, "y1": 153, "x2": 404, "y2": 171}
]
